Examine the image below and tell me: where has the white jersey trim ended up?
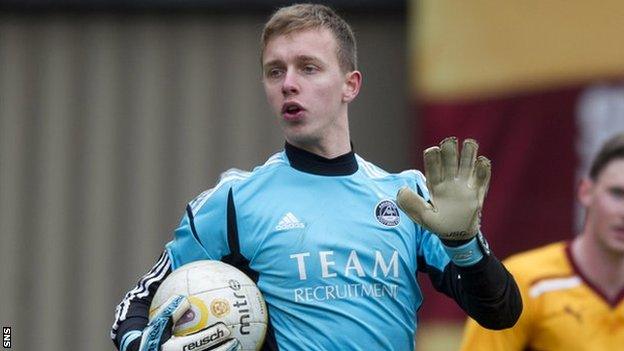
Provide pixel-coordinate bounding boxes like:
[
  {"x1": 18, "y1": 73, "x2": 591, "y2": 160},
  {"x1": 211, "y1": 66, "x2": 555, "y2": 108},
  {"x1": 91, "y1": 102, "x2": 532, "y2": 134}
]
[
  {"x1": 263, "y1": 152, "x2": 286, "y2": 167},
  {"x1": 529, "y1": 276, "x2": 582, "y2": 298},
  {"x1": 356, "y1": 156, "x2": 426, "y2": 185},
  {"x1": 189, "y1": 169, "x2": 249, "y2": 215},
  {"x1": 110, "y1": 250, "x2": 171, "y2": 340},
  {"x1": 355, "y1": 155, "x2": 389, "y2": 179}
]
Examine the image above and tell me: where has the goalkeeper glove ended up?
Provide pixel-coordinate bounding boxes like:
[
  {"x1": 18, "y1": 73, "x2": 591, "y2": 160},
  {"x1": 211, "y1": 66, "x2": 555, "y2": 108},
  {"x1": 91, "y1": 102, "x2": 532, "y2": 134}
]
[
  {"x1": 397, "y1": 137, "x2": 491, "y2": 241},
  {"x1": 120, "y1": 295, "x2": 241, "y2": 351}
]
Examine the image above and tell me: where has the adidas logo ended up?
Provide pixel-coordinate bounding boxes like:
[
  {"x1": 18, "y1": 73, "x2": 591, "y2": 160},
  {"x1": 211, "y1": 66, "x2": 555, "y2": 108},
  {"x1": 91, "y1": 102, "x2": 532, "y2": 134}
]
[{"x1": 275, "y1": 212, "x2": 305, "y2": 231}]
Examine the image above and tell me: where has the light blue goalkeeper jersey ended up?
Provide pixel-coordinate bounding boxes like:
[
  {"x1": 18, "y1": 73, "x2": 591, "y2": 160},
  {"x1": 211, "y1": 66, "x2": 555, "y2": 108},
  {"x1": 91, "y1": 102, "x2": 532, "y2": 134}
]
[{"x1": 165, "y1": 143, "x2": 452, "y2": 351}]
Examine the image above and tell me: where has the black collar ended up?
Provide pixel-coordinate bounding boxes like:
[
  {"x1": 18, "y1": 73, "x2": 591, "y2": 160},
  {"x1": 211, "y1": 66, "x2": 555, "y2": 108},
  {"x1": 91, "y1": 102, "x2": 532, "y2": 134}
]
[{"x1": 284, "y1": 142, "x2": 358, "y2": 176}]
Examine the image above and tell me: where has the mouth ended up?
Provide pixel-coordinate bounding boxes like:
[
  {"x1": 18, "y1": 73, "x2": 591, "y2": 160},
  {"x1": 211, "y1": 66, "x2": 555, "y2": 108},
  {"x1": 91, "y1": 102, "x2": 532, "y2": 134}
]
[
  {"x1": 281, "y1": 101, "x2": 305, "y2": 121},
  {"x1": 609, "y1": 224, "x2": 624, "y2": 241}
]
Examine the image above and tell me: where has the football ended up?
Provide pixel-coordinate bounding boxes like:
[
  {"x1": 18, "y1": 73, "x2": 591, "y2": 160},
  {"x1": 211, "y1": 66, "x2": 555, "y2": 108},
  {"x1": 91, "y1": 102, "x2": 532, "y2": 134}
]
[{"x1": 149, "y1": 260, "x2": 268, "y2": 351}]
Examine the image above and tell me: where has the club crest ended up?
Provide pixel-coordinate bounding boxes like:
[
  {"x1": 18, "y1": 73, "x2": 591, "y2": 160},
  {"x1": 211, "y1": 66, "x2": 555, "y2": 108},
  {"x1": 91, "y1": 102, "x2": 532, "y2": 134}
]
[{"x1": 375, "y1": 200, "x2": 400, "y2": 227}]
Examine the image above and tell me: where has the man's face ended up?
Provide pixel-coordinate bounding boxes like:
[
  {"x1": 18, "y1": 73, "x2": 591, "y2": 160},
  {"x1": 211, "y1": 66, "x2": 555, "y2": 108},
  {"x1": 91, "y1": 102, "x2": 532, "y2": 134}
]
[
  {"x1": 262, "y1": 28, "x2": 359, "y2": 148},
  {"x1": 580, "y1": 159, "x2": 624, "y2": 254}
]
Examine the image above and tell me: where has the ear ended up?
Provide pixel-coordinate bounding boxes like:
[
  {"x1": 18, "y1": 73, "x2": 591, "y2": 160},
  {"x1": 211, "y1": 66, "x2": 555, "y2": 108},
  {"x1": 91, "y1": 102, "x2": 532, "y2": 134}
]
[
  {"x1": 342, "y1": 70, "x2": 362, "y2": 103},
  {"x1": 577, "y1": 178, "x2": 594, "y2": 207}
]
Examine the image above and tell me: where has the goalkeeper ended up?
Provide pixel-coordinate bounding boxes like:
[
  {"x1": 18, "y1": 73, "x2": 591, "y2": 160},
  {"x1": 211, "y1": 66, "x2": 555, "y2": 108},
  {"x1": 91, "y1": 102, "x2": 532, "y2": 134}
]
[{"x1": 111, "y1": 4, "x2": 522, "y2": 351}]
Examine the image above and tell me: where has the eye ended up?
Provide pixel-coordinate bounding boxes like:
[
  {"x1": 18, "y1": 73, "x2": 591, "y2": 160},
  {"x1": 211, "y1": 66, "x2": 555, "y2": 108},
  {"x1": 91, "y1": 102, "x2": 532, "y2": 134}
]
[
  {"x1": 302, "y1": 65, "x2": 318, "y2": 74},
  {"x1": 609, "y1": 187, "x2": 624, "y2": 199},
  {"x1": 265, "y1": 68, "x2": 284, "y2": 79}
]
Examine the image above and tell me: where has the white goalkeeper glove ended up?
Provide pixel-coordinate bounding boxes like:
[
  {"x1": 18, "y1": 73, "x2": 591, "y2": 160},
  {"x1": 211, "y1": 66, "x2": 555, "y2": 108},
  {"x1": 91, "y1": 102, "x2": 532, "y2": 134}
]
[
  {"x1": 121, "y1": 295, "x2": 241, "y2": 351},
  {"x1": 397, "y1": 137, "x2": 491, "y2": 241}
]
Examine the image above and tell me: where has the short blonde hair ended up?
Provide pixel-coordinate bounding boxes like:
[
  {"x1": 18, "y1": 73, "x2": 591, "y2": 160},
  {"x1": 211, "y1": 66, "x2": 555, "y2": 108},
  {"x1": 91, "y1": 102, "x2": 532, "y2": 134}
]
[{"x1": 261, "y1": 3, "x2": 357, "y2": 72}]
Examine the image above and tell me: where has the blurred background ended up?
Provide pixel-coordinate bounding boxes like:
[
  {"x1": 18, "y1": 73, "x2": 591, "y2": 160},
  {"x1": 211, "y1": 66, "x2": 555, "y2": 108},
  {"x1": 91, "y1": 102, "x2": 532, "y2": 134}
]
[{"x1": 0, "y1": 0, "x2": 623, "y2": 350}]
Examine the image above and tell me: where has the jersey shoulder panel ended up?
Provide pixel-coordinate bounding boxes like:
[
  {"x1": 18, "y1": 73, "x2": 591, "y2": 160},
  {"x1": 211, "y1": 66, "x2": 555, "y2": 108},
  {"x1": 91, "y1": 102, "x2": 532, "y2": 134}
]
[
  {"x1": 503, "y1": 241, "x2": 579, "y2": 316},
  {"x1": 227, "y1": 151, "x2": 289, "y2": 192},
  {"x1": 355, "y1": 154, "x2": 429, "y2": 200},
  {"x1": 188, "y1": 168, "x2": 249, "y2": 216},
  {"x1": 190, "y1": 151, "x2": 288, "y2": 215},
  {"x1": 355, "y1": 154, "x2": 392, "y2": 179},
  {"x1": 503, "y1": 241, "x2": 571, "y2": 284}
]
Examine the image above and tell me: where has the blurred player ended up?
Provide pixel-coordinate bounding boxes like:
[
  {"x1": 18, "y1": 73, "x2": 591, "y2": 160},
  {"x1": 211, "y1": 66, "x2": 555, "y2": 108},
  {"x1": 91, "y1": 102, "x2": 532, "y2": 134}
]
[
  {"x1": 460, "y1": 132, "x2": 624, "y2": 350},
  {"x1": 111, "y1": 4, "x2": 521, "y2": 351}
]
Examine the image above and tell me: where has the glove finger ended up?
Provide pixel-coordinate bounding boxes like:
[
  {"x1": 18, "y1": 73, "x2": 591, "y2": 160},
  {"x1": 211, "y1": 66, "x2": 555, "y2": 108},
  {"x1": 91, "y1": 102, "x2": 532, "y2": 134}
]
[
  {"x1": 439, "y1": 137, "x2": 459, "y2": 181},
  {"x1": 458, "y1": 139, "x2": 478, "y2": 181},
  {"x1": 152, "y1": 295, "x2": 191, "y2": 324},
  {"x1": 472, "y1": 156, "x2": 491, "y2": 203},
  {"x1": 140, "y1": 296, "x2": 191, "y2": 351},
  {"x1": 396, "y1": 186, "x2": 433, "y2": 226},
  {"x1": 423, "y1": 146, "x2": 442, "y2": 187},
  {"x1": 162, "y1": 323, "x2": 232, "y2": 351}
]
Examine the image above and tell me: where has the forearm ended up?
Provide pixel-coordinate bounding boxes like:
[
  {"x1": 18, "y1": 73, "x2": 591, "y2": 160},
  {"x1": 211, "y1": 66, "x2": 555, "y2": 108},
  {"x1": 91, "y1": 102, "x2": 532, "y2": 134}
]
[
  {"x1": 115, "y1": 315, "x2": 147, "y2": 351},
  {"x1": 111, "y1": 250, "x2": 172, "y2": 350},
  {"x1": 452, "y1": 254, "x2": 522, "y2": 330}
]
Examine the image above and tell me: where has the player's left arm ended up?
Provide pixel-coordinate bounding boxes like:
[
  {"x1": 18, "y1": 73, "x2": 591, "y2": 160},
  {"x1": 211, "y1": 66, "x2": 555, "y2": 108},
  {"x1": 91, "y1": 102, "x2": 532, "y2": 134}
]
[
  {"x1": 398, "y1": 137, "x2": 522, "y2": 329},
  {"x1": 424, "y1": 239, "x2": 522, "y2": 330},
  {"x1": 458, "y1": 257, "x2": 532, "y2": 350}
]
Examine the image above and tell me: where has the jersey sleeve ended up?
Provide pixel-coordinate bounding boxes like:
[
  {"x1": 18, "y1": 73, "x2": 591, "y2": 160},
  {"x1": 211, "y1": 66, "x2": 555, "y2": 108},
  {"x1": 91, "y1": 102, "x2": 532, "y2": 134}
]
[
  {"x1": 110, "y1": 250, "x2": 172, "y2": 350},
  {"x1": 459, "y1": 259, "x2": 532, "y2": 350},
  {"x1": 417, "y1": 229, "x2": 522, "y2": 330},
  {"x1": 111, "y1": 173, "x2": 240, "y2": 350},
  {"x1": 408, "y1": 168, "x2": 522, "y2": 330},
  {"x1": 166, "y1": 178, "x2": 234, "y2": 269}
]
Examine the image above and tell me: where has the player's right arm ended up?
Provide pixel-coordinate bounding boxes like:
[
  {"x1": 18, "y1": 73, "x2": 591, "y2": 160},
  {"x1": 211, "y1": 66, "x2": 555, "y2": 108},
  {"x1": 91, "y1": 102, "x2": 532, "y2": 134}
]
[
  {"x1": 111, "y1": 172, "x2": 240, "y2": 350},
  {"x1": 111, "y1": 250, "x2": 173, "y2": 350}
]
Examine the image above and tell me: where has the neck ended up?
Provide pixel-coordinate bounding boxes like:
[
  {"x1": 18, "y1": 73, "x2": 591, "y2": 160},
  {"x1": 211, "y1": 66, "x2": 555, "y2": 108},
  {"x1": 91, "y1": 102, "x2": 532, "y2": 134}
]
[
  {"x1": 288, "y1": 137, "x2": 351, "y2": 159},
  {"x1": 286, "y1": 111, "x2": 351, "y2": 158},
  {"x1": 572, "y1": 233, "x2": 624, "y2": 301},
  {"x1": 284, "y1": 141, "x2": 357, "y2": 176}
]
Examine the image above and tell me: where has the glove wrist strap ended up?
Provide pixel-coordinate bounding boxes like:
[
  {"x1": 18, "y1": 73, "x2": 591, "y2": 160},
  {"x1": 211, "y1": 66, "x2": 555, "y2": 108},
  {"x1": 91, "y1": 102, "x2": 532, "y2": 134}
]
[{"x1": 442, "y1": 236, "x2": 484, "y2": 267}]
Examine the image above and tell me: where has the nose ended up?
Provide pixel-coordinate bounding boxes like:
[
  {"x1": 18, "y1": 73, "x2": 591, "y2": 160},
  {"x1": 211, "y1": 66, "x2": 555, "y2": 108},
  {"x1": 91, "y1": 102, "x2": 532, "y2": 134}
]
[{"x1": 281, "y1": 70, "x2": 299, "y2": 96}]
